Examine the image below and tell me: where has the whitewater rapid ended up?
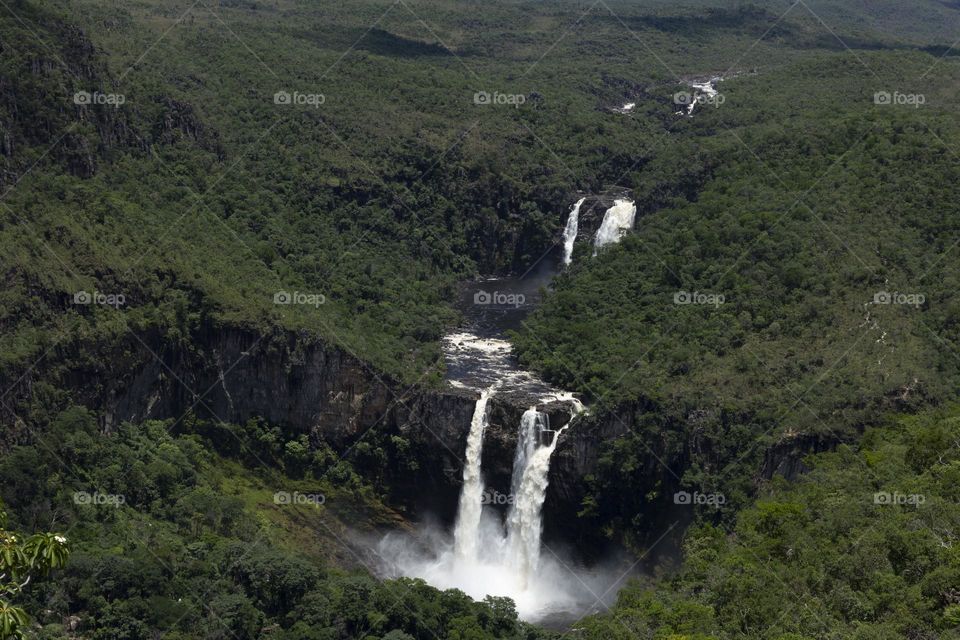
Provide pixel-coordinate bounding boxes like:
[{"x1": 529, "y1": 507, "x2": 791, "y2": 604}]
[
  {"x1": 677, "y1": 77, "x2": 722, "y2": 117},
  {"x1": 442, "y1": 332, "x2": 581, "y2": 406}
]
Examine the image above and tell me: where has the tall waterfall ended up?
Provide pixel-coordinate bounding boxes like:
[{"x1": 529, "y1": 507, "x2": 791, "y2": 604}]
[
  {"x1": 593, "y1": 199, "x2": 637, "y2": 254},
  {"x1": 379, "y1": 398, "x2": 605, "y2": 622},
  {"x1": 453, "y1": 402, "x2": 566, "y2": 583},
  {"x1": 505, "y1": 409, "x2": 564, "y2": 588},
  {"x1": 562, "y1": 198, "x2": 585, "y2": 266},
  {"x1": 453, "y1": 387, "x2": 493, "y2": 562},
  {"x1": 508, "y1": 408, "x2": 540, "y2": 500}
]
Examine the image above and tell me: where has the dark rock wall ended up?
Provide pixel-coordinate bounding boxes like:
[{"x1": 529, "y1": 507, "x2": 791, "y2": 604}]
[
  {"x1": 0, "y1": 323, "x2": 596, "y2": 538},
  {"x1": 1, "y1": 321, "x2": 834, "y2": 553}
]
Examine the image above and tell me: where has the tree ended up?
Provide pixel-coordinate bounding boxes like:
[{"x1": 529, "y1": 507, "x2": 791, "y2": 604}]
[{"x1": 0, "y1": 500, "x2": 69, "y2": 640}]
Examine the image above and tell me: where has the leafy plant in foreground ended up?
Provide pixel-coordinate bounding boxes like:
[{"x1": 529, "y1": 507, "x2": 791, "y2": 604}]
[{"x1": 0, "y1": 501, "x2": 69, "y2": 640}]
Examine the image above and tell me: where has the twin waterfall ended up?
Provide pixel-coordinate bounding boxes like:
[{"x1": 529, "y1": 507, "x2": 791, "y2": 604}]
[
  {"x1": 562, "y1": 197, "x2": 638, "y2": 266},
  {"x1": 451, "y1": 393, "x2": 567, "y2": 590},
  {"x1": 443, "y1": 194, "x2": 638, "y2": 591},
  {"x1": 381, "y1": 198, "x2": 624, "y2": 620}
]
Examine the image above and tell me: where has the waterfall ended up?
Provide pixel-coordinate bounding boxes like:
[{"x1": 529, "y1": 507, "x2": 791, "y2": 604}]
[
  {"x1": 453, "y1": 402, "x2": 567, "y2": 584},
  {"x1": 382, "y1": 398, "x2": 591, "y2": 622},
  {"x1": 508, "y1": 408, "x2": 540, "y2": 500},
  {"x1": 505, "y1": 409, "x2": 564, "y2": 588},
  {"x1": 453, "y1": 387, "x2": 493, "y2": 563},
  {"x1": 683, "y1": 78, "x2": 720, "y2": 116},
  {"x1": 562, "y1": 198, "x2": 585, "y2": 266},
  {"x1": 593, "y1": 199, "x2": 637, "y2": 254}
]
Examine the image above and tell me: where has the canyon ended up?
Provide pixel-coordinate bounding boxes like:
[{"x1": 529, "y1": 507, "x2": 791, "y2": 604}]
[{"x1": 0, "y1": 195, "x2": 826, "y2": 564}]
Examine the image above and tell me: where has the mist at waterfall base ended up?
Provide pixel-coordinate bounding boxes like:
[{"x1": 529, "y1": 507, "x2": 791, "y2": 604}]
[
  {"x1": 377, "y1": 406, "x2": 628, "y2": 625},
  {"x1": 377, "y1": 510, "x2": 626, "y2": 624}
]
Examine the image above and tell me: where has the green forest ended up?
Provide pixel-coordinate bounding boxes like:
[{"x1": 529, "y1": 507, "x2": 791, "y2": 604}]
[{"x1": 2, "y1": 0, "x2": 960, "y2": 638}]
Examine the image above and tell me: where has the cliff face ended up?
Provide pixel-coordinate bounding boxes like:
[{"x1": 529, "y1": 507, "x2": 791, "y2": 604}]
[
  {"x1": 60, "y1": 325, "x2": 485, "y2": 517},
  {"x1": 0, "y1": 323, "x2": 600, "y2": 540},
  {"x1": 479, "y1": 401, "x2": 575, "y2": 506},
  {"x1": 545, "y1": 401, "x2": 689, "y2": 555},
  {"x1": 1, "y1": 322, "x2": 834, "y2": 554}
]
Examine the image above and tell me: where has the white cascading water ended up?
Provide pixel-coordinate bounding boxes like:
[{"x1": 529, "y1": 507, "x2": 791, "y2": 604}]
[
  {"x1": 507, "y1": 408, "x2": 540, "y2": 500},
  {"x1": 505, "y1": 409, "x2": 565, "y2": 589},
  {"x1": 593, "y1": 199, "x2": 637, "y2": 254},
  {"x1": 379, "y1": 400, "x2": 608, "y2": 621},
  {"x1": 452, "y1": 387, "x2": 493, "y2": 562},
  {"x1": 379, "y1": 225, "x2": 626, "y2": 621},
  {"x1": 679, "y1": 78, "x2": 720, "y2": 117},
  {"x1": 562, "y1": 198, "x2": 585, "y2": 266}
]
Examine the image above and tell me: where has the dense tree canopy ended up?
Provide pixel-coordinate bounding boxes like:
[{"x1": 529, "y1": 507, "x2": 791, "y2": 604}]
[{"x1": 2, "y1": 0, "x2": 960, "y2": 638}]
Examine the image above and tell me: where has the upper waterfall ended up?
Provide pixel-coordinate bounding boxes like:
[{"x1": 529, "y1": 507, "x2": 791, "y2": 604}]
[
  {"x1": 593, "y1": 199, "x2": 637, "y2": 253},
  {"x1": 562, "y1": 198, "x2": 585, "y2": 266}
]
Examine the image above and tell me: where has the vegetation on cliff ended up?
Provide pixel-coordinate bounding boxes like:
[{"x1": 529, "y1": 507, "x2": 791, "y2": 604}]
[{"x1": 578, "y1": 408, "x2": 960, "y2": 640}]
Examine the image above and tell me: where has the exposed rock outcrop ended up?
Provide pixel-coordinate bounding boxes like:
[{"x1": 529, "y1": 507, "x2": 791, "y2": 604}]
[{"x1": 0, "y1": 322, "x2": 596, "y2": 540}]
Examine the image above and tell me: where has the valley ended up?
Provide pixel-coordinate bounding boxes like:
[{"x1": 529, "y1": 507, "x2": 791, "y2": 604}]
[{"x1": 1, "y1": 0, "x2": 960, "y2": 639}]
